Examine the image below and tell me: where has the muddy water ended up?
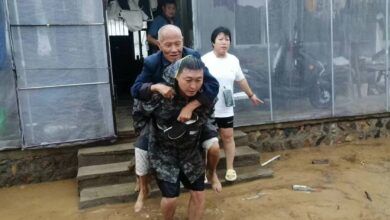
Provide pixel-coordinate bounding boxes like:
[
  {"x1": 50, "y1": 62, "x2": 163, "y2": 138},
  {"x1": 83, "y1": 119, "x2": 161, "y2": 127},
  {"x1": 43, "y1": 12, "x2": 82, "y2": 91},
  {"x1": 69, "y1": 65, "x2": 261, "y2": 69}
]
[{"x1": 1, "y1": 138, "x2": 390, "y2": 220}]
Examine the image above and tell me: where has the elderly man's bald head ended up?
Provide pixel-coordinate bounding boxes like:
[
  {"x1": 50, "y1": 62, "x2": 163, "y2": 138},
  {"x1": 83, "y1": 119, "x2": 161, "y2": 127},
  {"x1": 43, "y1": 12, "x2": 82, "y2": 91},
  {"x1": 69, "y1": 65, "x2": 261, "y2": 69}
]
[
  {"x1": 158, "y1": 24, "x2": 183, "y2": 41},
  {"x1": 157, "y1": 24, "x2": 183, "y2": 63}
]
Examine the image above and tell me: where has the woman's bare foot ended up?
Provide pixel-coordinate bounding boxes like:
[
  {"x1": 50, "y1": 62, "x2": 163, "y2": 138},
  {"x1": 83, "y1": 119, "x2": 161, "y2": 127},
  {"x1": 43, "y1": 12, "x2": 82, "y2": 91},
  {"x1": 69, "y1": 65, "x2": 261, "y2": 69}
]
[{"x1": 207, "y1": 171, "x2": 222, "y2": 193}]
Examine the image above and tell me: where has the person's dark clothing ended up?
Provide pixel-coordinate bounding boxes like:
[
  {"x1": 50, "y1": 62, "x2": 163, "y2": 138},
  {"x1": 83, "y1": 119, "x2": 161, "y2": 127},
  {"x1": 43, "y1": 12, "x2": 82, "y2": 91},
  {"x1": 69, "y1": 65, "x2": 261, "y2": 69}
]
[
  {"x1": 133, "y1": 90, "x2": 216, "y2": 184},
  {"x1": 156, "y1": 170, "x2": 205, "y2": 198},
  {"x1": 131, "y1": 47, "x2": 219, "y2": 108}
]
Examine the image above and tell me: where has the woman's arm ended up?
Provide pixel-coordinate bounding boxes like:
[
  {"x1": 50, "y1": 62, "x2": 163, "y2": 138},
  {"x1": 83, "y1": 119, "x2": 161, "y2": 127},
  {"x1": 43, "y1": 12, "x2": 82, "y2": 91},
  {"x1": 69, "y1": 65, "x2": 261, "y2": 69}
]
[{"x1": 238, "y1": 79, "x2": 263, "y2": 105}]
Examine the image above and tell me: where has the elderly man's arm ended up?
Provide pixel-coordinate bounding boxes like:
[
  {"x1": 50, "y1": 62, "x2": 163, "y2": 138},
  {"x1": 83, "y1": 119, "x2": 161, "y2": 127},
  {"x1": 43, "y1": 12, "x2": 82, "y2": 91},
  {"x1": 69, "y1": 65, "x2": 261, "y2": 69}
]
[
  {"x1": 131, "y1": 58, "x2": 175, "y2": 100},
  {"x1": 131, "y1": 60, "x2": 154, "y2": 100}
]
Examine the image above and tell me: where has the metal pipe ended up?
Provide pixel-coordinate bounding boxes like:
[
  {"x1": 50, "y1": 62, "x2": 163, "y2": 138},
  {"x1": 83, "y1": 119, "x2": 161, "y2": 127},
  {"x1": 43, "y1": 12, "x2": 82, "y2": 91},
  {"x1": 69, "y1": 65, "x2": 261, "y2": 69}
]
[
  {"x1": 265, "y1": 0, "x2": 273, "y2": 120},
  {"x1": 386, "y1": 0, "x2": 389, "y2": 110},
  {"x1": 261, "y1": 155, "x2": 281, "y2": 166},
  {"x1": 9, "y1": 23, "x2": 104, "y2": 27},
  {"x1": 330, "y1": 0, "x2": 335, "y2": 115},
  {"x1": 18, "y1": 81, "x2": 109, "y2": 90}
]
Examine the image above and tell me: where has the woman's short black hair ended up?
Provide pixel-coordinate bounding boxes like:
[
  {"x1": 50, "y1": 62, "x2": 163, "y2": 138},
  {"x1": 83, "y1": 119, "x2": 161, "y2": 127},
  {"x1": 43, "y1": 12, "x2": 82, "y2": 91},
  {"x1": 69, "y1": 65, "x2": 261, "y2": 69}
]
[{"x1": 210, "y1": 26, "x2": 232, "y2": 44}]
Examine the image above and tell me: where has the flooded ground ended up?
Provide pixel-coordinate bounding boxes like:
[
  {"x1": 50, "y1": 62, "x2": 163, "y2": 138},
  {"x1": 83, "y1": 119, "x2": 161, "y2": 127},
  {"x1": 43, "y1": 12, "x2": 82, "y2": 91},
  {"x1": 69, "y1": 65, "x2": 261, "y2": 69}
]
[{"x1": 1, "y1": 138, "x2": 390, "y2": 220}]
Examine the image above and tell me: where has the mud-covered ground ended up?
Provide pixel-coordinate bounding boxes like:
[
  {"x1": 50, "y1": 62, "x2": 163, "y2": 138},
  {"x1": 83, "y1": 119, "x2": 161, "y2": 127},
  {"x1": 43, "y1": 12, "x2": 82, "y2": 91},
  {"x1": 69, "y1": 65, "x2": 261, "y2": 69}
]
[{"x1": 1, "y1": 138, "x2": 390, "y2": 220}]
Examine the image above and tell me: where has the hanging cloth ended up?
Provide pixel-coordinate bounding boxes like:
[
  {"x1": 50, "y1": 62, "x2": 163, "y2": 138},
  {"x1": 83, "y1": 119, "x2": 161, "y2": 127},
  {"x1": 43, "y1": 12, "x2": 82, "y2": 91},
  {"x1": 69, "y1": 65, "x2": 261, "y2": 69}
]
[
  {"x1": 120, "y1": 0, "x2": 149, "y2": 31},
  {"x1": 107, "y1": 0, "x2": 122, "y2": 20},
  {"x1": 149, "y1": 0, "x2": 158, "y2": 11}
]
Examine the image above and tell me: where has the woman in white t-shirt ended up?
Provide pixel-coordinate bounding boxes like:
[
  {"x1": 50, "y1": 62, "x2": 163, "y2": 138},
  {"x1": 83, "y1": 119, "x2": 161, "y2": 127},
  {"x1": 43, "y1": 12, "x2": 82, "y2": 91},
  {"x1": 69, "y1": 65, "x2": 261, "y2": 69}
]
[{"x1": 201, "y1": 26, "x2": 263, "y2": 181}]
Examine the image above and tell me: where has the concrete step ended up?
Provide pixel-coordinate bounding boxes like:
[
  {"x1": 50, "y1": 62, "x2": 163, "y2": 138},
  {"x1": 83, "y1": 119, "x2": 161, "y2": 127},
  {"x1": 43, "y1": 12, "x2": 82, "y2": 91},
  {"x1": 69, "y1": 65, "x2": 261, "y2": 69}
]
[
  {"x1": 79, "y1": 165, "x2": 273, "y2": 209},
  {"x1": 219, "y1": 130, "x2": 249, "y2": 147},
  {"x1": 77, "y1": 160, "x2": 135, "y2": 192},
  {"x1": 78, "y1": 143, "x2": 134, "y2": 167},
  {"x1": 117, "y1": 130, "x2": 137, "y2": 141},
  {"x1": 80, "y1": 182, "x2": 136, "y2": 209},
  {"x1": 77, "y1": 129, "x2": 247, "y2": 167},
  {"x1": 218, "y1": 145, "x2": 260, "y2": 169},
  {"x1": 115, "y1": 127, "x2": 248, "y2": 146},
  {"x1": 215, "y1": 164, "x2": 273, "y2": 186},
  {"x1": 233, "y1": 130, "x2": 249, "y2": 147},
  {"x1": 77, "y1": 145, "x2": 258, "y2": 192}
]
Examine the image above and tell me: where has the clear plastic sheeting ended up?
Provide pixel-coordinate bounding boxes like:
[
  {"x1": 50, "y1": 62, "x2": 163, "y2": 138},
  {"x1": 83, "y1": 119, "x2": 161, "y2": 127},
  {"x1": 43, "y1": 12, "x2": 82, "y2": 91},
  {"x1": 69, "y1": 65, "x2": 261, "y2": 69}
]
[
  {"x1": 193, "y1": 0, "x2": 390, "y2": 127},
  {"x1": 17, "y1": 68, "x2": 109, "y2": 89},
  {"x1": 18, "y1": 84, "x2": 114, "y2": 146},
  {"x1": 268, "y1": 0, "x2": 332, "y2": 122},
  {"x1": 8, "y1": 0, "x2": 115, "y2": 148},
  {"x1": 7, "y1": 0, "x2": 103, "y2": 25},
  {"x1": 11, "y1": 26, "x2": 108, "y2": 70},
  {"x1": 0, "y1": 0, "x2": 21, "y2": 150},
  {"x1": 193, "y1": 0, "x2": 272, "y2": 126},
  {"x1": 333, "y1": 0, "x2": 388, "y2": 115}
]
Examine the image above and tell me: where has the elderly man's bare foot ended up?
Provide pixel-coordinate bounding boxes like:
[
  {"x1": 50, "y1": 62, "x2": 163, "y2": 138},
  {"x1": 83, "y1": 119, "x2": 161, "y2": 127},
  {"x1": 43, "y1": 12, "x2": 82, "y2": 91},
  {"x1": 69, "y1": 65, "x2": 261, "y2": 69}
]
[
  {"x1": 134, "y1": 191, "x2": 148, "y2": 213},
  {"x1": 207, "y1": 171, "x2": 222, "y2": 193},
  {"x1": 134, "y1": 199, "x2": 144, "y2": 213}
]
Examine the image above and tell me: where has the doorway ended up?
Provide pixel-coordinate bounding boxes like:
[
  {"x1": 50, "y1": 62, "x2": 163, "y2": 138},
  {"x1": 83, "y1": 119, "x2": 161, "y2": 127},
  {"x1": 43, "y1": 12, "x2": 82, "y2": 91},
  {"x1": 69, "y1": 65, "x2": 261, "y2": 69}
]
[
  {"x1": 105, "y1": 0, "x2": 193, "y2": 135},
  {"x1": 107, "y1": 19, "x2": 146, "y2": 135}
]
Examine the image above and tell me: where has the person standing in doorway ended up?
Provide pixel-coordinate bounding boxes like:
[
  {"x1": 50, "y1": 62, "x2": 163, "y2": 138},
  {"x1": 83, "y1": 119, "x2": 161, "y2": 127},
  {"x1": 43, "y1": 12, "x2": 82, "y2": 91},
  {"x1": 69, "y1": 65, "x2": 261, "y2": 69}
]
[
  {"x1": 147, "y1": 0, "x2": 180, "y2": 54},
  {"x1": 201, "y1": 26, "x2": 263, "y2": 182}
]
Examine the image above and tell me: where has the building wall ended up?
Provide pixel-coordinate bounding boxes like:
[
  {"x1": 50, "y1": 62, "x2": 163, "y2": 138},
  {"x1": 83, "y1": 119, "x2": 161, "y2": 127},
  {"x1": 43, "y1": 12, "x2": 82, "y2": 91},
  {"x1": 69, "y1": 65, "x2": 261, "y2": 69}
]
[
  {"x1": 0, "y1": 147, "x2": 78, "y2": 187},
  {"x1": 244, "y1": 113, "x2": 390, "y2": 152}
]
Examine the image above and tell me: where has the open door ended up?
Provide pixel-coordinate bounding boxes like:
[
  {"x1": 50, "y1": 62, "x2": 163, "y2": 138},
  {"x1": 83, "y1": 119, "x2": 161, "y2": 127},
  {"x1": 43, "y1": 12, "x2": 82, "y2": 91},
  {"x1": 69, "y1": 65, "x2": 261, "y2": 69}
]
[{"x1": 106, "y1": 0, "x2": 193, "y2": 134}]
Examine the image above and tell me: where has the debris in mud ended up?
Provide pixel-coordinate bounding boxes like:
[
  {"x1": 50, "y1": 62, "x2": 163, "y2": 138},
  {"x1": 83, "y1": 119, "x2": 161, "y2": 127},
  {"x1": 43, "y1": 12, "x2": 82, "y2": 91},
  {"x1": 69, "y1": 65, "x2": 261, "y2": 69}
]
[
  {"x1": 242, "y1": 192, "x2": 267, "y2": 200},
  {"x1": 261, "y1": 155, "x2": 281, "y2": 166},
  {"x1": 342, "y1": 154, "x2": 357, "y2": 163},
  {"x1": 292, "y1": 185, "x2": 321, "y2": 192},
  {"x1": 312, "y1": 159, "x2": 329, "y2": 164},
  {"x1": 364, "y1": 191, "x2": 372, "y2": 201}
]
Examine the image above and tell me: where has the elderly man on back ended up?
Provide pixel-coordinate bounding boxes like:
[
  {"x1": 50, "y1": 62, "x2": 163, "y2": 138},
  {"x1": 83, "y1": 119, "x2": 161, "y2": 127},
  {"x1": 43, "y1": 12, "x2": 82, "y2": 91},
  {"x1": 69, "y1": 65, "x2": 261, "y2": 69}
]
[{"x1": 131, "y1": 25, "x2": 222, "y2": 213}]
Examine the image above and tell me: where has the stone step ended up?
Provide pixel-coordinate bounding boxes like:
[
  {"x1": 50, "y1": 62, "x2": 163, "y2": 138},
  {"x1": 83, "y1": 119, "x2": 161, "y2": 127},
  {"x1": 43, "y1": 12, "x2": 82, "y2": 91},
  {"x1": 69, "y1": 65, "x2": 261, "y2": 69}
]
[
  {"x1": 80, "y1": 182, "x2": 136, "y2": 209},
  {"x1": 77, "y1": 145, "x2": 258, "y2": 191},
  {"x1": 79, "y1": 165, "x2": 273, "y2": 209},
  {"x1": 117, "y1": 130, "x2": 137, "y2": 141},
  {"x1": 116, "y1": 128, "x2": 248, "y2": 147},
  {"x1": 233, "y1": 130, "x2": 249, "y2": 147},
  {"x1": 219, "y1": 130, "x2": 249, "y2": 147},
  {"x1": 77, "y1": 160, "x2": 135, "y2": 192},
  {"x1": 218, "y1": 145, "x2": 260, "y2": 169},
  {"x1": 77, "y1": 130, "x2": 248, "y2": 167},
  {"x1": 78, "y1": 143, "x2": 135, "y2": 167},
  {"x1": 215, "y1": 164, "x2": 273, "y2": 186},
  {"x1": 116, "y1": 128, "x2": 248, "y2": 142}
]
